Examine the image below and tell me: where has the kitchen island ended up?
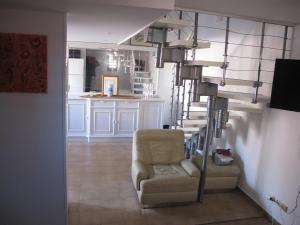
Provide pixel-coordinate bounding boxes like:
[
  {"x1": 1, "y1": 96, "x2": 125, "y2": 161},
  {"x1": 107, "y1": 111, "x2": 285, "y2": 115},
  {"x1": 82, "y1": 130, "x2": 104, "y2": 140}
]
[{"x1": 67, "y1": 94, "x2": 164, "y2": 141}]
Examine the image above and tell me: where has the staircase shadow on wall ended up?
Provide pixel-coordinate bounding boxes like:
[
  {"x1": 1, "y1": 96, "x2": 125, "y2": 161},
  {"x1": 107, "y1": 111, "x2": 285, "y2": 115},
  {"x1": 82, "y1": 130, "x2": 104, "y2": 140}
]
[{"x1": 225, "y1": 111, "x2": 265, "y2": 200}]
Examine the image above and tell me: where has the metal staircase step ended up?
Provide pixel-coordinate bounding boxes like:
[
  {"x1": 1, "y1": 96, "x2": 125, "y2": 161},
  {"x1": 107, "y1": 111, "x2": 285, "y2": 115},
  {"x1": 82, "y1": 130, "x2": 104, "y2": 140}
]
[
  {"x1": 217, "y1": 91, "x2": 270, "y2": 103},
  {"x1": 184, "y1": 133, "x2": 193, "y2": 139},
  {"x1": 183, "y1": 111, "x2": 240, "y2": 120},
  {"x1": 181, "y1": 119, "x2": 207, "y2": 127},
  {"x1": 184, "y1": 60, "x2": 224, "y2": 67},
  {"x1": 188, "y1": 107, "x2": 207, "y2": 112},
  {"x1": 152, "y1": 18, "x2": 192, "y2": 29},
  {"x1": 184, "y1": 111, "x2": 207, "y2": 120},
  {"x1": 132, "y1": 88, "x2": 144, "y2": 91},
  {"x1": 168, "y1": 40, "x2": 211, "y2": 49},
  {"x1": 202, "y1": 76, "x2": 263, "y2": 87},
  {"x1": 172, "y1": 126, "x2": 203, "y2": 134},
  {"x1": 135, "y1": 71, "x2": 151, "y2": 73},
  {"x1": 179, "y1": 119, "x2": 232, "y2": 128},
  {"x1": 191, "y1": 101, "x2": 265, "y2": 113}
]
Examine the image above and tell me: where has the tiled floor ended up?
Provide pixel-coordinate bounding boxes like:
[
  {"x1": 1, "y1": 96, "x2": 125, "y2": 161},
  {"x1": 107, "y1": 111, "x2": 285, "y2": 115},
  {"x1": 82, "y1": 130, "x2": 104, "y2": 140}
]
[
  {"x1": 200, "y1": 217, "x2": 271, "y2": 225},
  {"x1": 67, "y1": 142, "x2": 269, "y2": 225}
]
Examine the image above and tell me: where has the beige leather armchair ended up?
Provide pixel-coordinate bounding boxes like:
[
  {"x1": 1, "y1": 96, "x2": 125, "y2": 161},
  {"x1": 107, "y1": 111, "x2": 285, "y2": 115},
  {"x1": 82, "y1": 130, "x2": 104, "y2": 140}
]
[{"x1": 131, "y1": 129, "x2": 200, "y2": 205}]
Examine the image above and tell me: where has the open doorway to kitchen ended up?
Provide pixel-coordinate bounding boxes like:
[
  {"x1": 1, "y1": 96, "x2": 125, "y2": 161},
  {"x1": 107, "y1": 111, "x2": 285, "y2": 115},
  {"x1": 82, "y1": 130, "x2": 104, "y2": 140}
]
[{"x1": 65, "y1": 45, "x2": 165, "y2": 225}]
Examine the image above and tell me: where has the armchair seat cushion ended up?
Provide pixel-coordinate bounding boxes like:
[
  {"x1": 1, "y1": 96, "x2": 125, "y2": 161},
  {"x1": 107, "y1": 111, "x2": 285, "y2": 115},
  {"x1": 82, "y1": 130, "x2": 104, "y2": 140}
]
[{"x1": 140, "y1": 165, "x2": 199, "y2": 194}]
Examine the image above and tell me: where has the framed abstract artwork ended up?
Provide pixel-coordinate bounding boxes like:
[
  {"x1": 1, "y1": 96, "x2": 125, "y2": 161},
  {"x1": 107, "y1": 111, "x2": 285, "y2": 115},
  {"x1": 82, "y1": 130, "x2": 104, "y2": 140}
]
[{"x1": 0, "y1": 33, "x2": 47, "y2": 93}]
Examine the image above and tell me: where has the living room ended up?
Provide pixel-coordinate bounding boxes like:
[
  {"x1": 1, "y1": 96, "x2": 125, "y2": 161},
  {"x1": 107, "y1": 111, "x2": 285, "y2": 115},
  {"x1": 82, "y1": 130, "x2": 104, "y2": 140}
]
[{"x1": 1, "y1": 1, "x2": 300, "y2": 225}]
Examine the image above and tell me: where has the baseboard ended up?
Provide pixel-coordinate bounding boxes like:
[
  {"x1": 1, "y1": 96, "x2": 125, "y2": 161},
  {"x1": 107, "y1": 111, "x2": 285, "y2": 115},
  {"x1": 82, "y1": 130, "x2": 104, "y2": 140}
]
[
  {"x1": 88, "y1": 137, "x2": 132, "y2": 143},
  {"x1": 237, "y1": 187, "x2": 281, "y2": 225},
  {"x1": 67, "y1": 137, "x2": 88, "y2": 142},
  {"x1": 67, "y1": 136, "x2": 132, "y2": 143}
]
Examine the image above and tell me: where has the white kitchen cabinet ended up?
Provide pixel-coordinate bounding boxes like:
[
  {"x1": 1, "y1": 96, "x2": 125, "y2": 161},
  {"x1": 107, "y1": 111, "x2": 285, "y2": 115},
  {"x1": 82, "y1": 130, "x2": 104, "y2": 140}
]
[
  {"x1": 114, "y1": 101, "x2": 139, "y2": 137},
  {"x1": 90, "y1": 108, "x2": 114, "y2": 136},
  {"x1": 88, "y1": 100, "x2": 140, "y2": 138},
  {"x1": 67, "y1": 99, "x2": 87, "y2": 136},
  {"x1": 115, "y1": 109, "x2": 138, "y2": 136},
  {"x1": 67, "y1": 98, "x2": 164, "y2": 140},
  {"x1": 140, "y1": 101, "x2": 163, "y2": 129}
]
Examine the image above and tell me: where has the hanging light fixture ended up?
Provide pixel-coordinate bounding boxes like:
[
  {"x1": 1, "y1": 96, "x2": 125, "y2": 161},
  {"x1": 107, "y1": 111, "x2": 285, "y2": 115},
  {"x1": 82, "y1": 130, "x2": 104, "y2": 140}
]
[{"x1": 107, "y1": 51, "x2": 118, "y2": 70}]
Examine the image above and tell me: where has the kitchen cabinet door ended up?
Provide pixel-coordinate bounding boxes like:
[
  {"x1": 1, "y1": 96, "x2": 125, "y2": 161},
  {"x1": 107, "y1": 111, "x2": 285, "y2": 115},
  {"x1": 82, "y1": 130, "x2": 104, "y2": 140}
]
[
  {"x1": 90, "y1": 108, "x2": 114, "y2": 136},
  {"x1": 67, "y1": 100, "x2": 86, "y2": 136},
  {"x1": 115, "y1": 109, "x2": 138, "y2": 136}
]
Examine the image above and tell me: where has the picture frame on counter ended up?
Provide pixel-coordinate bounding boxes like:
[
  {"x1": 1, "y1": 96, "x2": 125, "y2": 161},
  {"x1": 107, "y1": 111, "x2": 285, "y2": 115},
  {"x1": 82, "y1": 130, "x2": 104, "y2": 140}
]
[{"x1": 102, "y1": 75, "x2": 119, "y2": 96}]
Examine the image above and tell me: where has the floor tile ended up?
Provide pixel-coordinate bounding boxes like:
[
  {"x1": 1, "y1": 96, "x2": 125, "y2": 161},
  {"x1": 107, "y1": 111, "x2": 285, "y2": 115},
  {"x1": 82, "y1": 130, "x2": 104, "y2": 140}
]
[
  {"x1": 78, "y1": 211, "x2": 101, "y2": 225},
  {"x1": 67, "y1": 141, "x2": 268, "y2": 225}
]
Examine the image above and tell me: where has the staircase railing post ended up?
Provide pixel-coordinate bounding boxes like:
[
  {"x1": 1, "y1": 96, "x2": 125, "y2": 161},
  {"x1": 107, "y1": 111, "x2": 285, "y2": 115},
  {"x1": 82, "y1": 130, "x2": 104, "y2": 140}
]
[
  {"x1": 170, "y1": 65, "x2": 176, "y2": 126},
  {"x1": 174, "y1": 85, "x2": 181, "y2": 129},
  {"x1": 282, "y1": 26, "x2": 288, "y2": 59},
  {"x1": 253, "y1": 22, "x2": 265, "y2": 103},
  {"x1": 174, "y1": 11, "x2": 184, "y2": 129},
  {"x1": 221, "y1": 17, "x2": 230, "y2": 86},
  {"x1": 186, "y1": 80, "x2": 193, "y2": 119},
  {"x1": 198, "y1": 95, "x2": 216, "y2": 202},
  {"x1": 180, "y1": 80, "x2": 186, "y2": 127}
]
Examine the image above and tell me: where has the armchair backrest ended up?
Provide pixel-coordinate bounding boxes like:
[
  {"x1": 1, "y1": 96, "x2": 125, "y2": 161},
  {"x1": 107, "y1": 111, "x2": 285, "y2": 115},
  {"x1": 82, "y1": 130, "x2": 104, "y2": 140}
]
[{"x1": 132, "y1": 129, "x2": 185, "y2": 165}]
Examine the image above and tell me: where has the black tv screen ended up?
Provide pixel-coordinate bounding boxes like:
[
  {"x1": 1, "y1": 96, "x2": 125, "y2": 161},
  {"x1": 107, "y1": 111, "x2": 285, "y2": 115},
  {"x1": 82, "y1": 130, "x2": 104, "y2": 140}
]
[{"x1": 270, "y1": 59, "x2": 300, "y2": 112}]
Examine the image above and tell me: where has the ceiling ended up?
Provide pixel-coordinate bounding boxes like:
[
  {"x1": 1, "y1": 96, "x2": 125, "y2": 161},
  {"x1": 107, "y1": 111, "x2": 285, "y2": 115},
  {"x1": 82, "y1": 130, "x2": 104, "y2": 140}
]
[
  {"x1": 1, "y1": 0, "x2": 300, "y2": 44},
  {"x1": 175, "y1": 0, "x2": 300, "y2": 26},
  {"x1": 66, "y1": 1, "x2": 174, "y2": 43},
  {"x1": 0, "y1": 0, "x2": 174, "y2": 12},
  {"x1": 0, "y1": 0, "x2": 173, "y2": 43},
  {"x1": 71, "y1": 0, "x2": 300, "y2": 43},
  {"x1": 67, "y1": 4, "x2": 169, "y2": 43}
]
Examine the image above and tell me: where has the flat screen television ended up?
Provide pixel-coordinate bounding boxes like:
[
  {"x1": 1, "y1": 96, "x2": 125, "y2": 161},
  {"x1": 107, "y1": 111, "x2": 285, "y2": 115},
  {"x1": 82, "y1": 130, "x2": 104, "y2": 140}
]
[{"x1": 270, "y1": 59, "x2": 300, "y2": 112}]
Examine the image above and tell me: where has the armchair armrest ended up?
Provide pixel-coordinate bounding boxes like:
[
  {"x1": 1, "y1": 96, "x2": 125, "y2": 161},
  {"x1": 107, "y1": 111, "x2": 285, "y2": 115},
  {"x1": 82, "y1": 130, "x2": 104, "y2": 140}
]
[
  {"x1": 181, "y1": 159, "x2": 200, "y2": 177},
  {"x1": 131, "y1": 160, "x2": 149, "y2": 190}
]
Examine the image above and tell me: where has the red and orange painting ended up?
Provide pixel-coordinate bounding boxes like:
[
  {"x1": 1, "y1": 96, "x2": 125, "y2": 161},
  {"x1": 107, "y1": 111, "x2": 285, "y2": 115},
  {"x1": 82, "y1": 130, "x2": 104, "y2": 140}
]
[{"x1": 0, "y1": 33, "x2": 47, "y2": 93}]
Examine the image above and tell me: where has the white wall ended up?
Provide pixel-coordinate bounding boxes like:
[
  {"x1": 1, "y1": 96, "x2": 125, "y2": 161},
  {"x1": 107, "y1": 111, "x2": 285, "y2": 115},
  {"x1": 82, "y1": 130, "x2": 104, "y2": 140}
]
[
  {"x1": 0, "y1": 9, "x2": 67, "y2": 225},
  {"x1": 157, "y1": 64, "x2": 174, "y2": 125},
  {"x1": 156, "y1": 10, "x2": 300, "y2": 224},
  {"x1": 224, "y1": 24, "x2": 300, "y2": 225}
]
